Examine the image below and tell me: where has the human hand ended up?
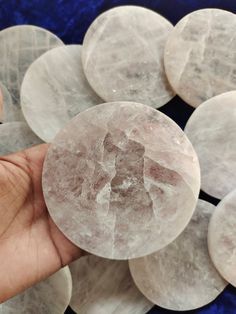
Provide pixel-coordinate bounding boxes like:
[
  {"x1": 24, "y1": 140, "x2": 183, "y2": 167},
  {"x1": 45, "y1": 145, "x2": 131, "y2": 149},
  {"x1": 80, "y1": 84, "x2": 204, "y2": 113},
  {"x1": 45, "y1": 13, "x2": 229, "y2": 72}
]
[{"x1": 0, "y1": 144, "x2": 81, "y2": 302}]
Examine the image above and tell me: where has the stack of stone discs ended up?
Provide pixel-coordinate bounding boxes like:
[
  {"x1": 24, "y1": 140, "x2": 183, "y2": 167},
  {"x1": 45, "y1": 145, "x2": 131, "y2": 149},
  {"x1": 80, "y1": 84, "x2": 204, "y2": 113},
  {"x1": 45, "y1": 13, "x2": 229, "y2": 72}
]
[{"x1": 0, "y1": 5, "x2": 235, "y2": 314}]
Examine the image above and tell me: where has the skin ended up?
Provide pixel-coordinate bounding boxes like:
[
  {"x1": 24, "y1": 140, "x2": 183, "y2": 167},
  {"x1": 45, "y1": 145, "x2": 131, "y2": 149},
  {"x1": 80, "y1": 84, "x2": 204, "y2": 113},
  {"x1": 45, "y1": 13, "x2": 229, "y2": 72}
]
[{"x1": 0, "y1": 144, "x2": 82, "y2": 302}]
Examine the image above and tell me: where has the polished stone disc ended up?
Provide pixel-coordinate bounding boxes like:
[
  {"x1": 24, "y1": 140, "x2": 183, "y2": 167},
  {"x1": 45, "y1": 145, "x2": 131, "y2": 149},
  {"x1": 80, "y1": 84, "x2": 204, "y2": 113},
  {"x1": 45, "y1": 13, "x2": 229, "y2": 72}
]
[
  {"x1": 185, "y1": 91, "x2": 236, "y2": 199},
  {"x1": 42, "y1": 102, "x2": 200, "y2": 259},
  {"x1": 0, "y1": 82, "x2": 23, "y2": 122},
  {"x1": 0, "y1": 25, "x2": 63, "y2": 111},
  {"x1": 0, "y1": 122, "x2": 42, "y2": 156},
  {"x1": 21, "y1": 45, "x2": 102, "y2": 142},
  {"x1": 129, "y1": 200, "x2": 227, "y2": 311},
  {"x1": 208, "y1": 189, "x2": 236, "y2": 287},
  {"x1": 82, "y1": 6, "x2": 174, "y2": 108},
  {"x1": 164, "y1": 9, "x2": 236, "y2": 108},
  {"x1": 70, "y1": 255, "x2": 153, "y2": 314},
  {"x1": 0, "y1": 84, "x2": 3, "y2": 122},
  {"x1": 0, "y1": 267, "x2": 72, "y2": 314}
]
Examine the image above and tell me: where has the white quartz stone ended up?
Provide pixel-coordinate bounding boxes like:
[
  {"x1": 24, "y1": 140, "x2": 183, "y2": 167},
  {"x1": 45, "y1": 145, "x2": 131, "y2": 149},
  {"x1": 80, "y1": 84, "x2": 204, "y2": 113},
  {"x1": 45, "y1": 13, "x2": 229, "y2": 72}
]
[
  {"x1": 42, "y1": 102, "x2": 200, "y2": 260},
  {"x1": 0, "y1": 122, "x2": 42, "y2": 156},
  {"x1": 69, "y1": 255, "x2": 153, "y2": 314},
  {"x1": 164, "y1": 9, "x2": 236, "y2": 108},
  {"x1": 0, "y1": 25, "x2": 63, "y2": 113},
  {"x1": 129, "y1": 200, "x2": 227, "y2": 311},
  {"x1": 0, "y1": 267, "x2": 72, "y2": 314},
  {"x1": 0, "y1": 82, "x2": 23, "y2": 122},
  {"x1": 0, "y1": 84, "x2": 2, "y2": 122},
  {"x1": 208, "y1": 189, "x2": 236, "y2": 287},
  {"x1": 21, "y1": 45, "x2": 102, "y2": 142},
  {"x1": 185, "y1": 91, "x2": 236, "y2": 199},
  {"x1": 82, "y1": 6, "x2": 175, "y2": 108}
]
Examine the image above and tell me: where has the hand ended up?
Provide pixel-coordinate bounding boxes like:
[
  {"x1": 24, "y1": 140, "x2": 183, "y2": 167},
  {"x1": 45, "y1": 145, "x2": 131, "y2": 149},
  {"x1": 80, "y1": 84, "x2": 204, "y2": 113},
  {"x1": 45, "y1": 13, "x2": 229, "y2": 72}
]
[{"x1": 0, "y1": 144, "x2": 81, "y2": 302}]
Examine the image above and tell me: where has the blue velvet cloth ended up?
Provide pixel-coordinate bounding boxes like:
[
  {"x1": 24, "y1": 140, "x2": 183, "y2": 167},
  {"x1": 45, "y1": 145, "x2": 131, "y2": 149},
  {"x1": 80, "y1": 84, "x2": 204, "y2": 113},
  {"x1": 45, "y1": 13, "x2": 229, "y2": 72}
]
[{"x1": 0, "y1": 1, "x2": 235, "y2": 313}]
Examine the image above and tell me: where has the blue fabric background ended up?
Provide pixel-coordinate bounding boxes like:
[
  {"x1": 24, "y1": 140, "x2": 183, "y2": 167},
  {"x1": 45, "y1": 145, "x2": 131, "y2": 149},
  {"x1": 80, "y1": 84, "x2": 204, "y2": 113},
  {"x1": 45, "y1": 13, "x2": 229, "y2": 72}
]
[{"x1": 0, "y1": 0, "x2": 235, "y2": 313}]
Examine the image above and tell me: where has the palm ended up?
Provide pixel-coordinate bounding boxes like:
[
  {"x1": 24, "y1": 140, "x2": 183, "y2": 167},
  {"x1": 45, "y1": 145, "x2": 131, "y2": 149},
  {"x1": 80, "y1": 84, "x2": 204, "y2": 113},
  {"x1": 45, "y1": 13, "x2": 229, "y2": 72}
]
[{"x1": 0, "y1": 144, "x2": 81, "y2": 302}]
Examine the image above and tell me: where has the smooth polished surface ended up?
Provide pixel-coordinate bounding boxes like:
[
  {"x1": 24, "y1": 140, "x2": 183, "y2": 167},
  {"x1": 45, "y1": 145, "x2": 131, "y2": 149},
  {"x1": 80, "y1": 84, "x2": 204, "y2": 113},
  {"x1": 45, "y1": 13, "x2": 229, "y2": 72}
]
[
  {"x1": 0, "y1": 82, "x2": 23, "y2": 122},
  {"x1": 70, "y1": 255, "x2": 153, "y2": 314},
  {"x1": 1, "y1": 1, "x2": 236, "y2": 314},
  {"x1": 0, "y1": 122, "x2": 42, "y2": 156},
  {"x1": 0, "y1": 84, "x2": 2, "y2": 122},
  {"x1": 43, "y1": 102, "x2": 200, "y2": 259},
  {"x1": 129, "y1": 200, "x2": 227, "y2": 311},
  {"x1": 21, "y1": 45, "x2": 102, "y2": 142},
  {"x1": 208, "y1": 189, "x2": 236, "y2": 288},
  {"x1": 185, "y1": 91, "x2": 236, "y2": 199},
  {"x1": 0, "y1": 267, "x2": 72, "y2": 314},
  {"x1": 164, "y1": 9, "x2": 236, "y2": 108},
  {"x1": 0, "y1": 25, "x2": 63, "y2": 110},
  {"x1": 82, "y1": 6, "x2": 174, "y2": 108}
]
